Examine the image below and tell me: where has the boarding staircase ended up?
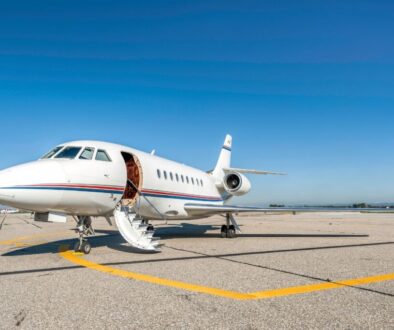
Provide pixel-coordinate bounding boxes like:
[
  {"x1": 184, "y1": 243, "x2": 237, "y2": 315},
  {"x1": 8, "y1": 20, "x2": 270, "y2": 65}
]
[
  {"x1": 114, "y1": 178, "x2": 164, "y2": 252},
  {"x1": 114, "y1": 205, "x2": 161, "y2": 252}
]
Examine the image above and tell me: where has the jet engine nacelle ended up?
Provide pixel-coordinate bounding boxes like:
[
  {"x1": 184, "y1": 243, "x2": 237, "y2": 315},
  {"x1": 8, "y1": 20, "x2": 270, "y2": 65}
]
[{"x1": 223, "y1": 172, "x2": 251, "y2": 196}]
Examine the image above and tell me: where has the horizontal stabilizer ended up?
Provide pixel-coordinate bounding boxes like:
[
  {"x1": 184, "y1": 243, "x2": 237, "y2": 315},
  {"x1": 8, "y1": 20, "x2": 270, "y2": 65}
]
[{"x1": 223, "y1": 167, "x2": 286, "y2": 175}]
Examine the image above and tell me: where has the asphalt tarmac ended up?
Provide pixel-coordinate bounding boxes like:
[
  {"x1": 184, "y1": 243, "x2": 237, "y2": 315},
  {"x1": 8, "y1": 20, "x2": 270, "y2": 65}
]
[{"x1": 0, "y1": 212, "x2": 393, "y2": 329}]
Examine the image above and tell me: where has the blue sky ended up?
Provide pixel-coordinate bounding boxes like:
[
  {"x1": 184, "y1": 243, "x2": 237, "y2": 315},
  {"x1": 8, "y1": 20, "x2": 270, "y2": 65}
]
[{"x1": 1, "y1": 0, "x2": 394, "y2": 205}]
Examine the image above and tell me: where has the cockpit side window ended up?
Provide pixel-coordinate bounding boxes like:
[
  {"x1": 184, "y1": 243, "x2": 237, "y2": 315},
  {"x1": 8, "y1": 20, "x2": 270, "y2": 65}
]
[
  {"x1": 96, "y1": 149, "x2": 112, "y2": 162},
  {"x1": 55, "y1": 146, "x2": 82, "y2": 159},
  {"x1": 79, "y1": 147, "x2": 95, "y2": 160},
  {"x1": 41, "y1": 146, "x2": 64, "y2": 159}
]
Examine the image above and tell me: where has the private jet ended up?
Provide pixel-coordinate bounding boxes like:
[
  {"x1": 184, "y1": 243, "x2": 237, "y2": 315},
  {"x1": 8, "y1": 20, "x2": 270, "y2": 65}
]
[{"x1": 0, "y1": 135, "x2": 380, "y2": 254}]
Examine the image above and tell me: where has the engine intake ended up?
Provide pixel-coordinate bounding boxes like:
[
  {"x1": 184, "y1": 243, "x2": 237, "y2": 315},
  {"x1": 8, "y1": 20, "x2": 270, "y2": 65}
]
[{"x1": 223, "y1": 172, "x2": 251, "y2": 196}]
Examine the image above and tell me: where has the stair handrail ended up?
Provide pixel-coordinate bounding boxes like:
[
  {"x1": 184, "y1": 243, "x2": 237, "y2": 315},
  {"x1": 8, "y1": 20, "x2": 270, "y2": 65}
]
[{"x1": 127, "y1": 179, "x2": 167, "y2": 221}]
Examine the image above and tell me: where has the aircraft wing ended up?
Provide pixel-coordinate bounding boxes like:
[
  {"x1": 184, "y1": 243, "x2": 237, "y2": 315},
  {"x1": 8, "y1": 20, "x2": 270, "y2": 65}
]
[
  {"x1": 222, "y1": 167, "x2": 286, "y2": 175},
  {"x1": 184, "y1": 204, "x2": 271, "y2": 214},
  {"x1": 184, "y1": 203, "x2": 394, "y2": 216}
]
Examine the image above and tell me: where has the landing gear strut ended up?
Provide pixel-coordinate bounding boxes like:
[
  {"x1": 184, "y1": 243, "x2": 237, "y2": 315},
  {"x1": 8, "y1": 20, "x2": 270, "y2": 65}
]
[
  {"x1": 220, "y1": 214, "x2": 238, "y2": 238},
  {"x1": 74, "y1": 216, "x2": 94, "y2": 254}
]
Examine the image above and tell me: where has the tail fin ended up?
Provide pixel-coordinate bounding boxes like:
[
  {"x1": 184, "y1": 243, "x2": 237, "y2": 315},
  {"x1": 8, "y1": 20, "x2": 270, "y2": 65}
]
[{"x1": 212, "y1": 134, "x2": 232, "y2": 178}]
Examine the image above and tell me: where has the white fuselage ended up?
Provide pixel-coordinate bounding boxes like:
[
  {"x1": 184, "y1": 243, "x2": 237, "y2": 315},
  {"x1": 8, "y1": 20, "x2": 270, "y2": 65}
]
[{"x1": 0, "y1": 141, "x2": 228, "y2": 220}]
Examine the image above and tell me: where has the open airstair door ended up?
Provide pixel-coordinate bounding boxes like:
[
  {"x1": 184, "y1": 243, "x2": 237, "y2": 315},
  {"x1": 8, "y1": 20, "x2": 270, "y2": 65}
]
[
  {"x1": 120, "y1": 152, "x2": 142, "y2": 206},
  {"x1": 114, "y1": 152, "x2": 160, "y2": 251}
]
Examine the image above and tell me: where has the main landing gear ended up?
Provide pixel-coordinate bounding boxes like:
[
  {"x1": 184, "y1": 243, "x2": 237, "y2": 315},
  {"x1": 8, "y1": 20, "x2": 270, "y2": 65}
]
[
  {"x1": 220, "y1": 213, "x2": 240, "y2": 239},
  {"x1": 74, "y1": 216, "x2": 95, "y2": 254},
  {"x1": 221, "y1": 224, "x2": 236, "y2": 238}
]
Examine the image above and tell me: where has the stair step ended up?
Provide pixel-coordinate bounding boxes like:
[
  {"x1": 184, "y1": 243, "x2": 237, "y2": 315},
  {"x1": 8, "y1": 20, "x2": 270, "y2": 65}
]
[
  {"x1": 137, "y1": 224, "x2": 148, "y2": 231},
  {"x1": 114, "y1": 207, "x2": 161, "y2": 252},
  {"x1": 144, "y1": 232, "x2": 154, "y2": 239},
  {"x1": 151, "y1": 241, "x2": 160, "y2": 248}
]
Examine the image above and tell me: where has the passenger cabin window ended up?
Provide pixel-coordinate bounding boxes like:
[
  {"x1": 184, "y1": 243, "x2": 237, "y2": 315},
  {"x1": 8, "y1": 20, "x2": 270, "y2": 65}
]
[
  {"x1": 175, "y1": 173, "x2": 179, "y2": 182},
  {"x1": 96, "y1": 149, "x2": 111, "y2": 162},
  {"x1": 181, "y1": 175, "x2": 184, "y2": 183},
  {"x1": 41, "y1": 146, "x2": 64, "y2": 159},
  {"x1": 191, "y1": 177, "x2": 194, "y2": 185},
  {"x1": 170, "y1": 172, "x2": 173, "y2": 181},
  {"x1": 55, "y1": 146, "x2": 82, "y2": 159},
  {"x1": 79, "y1": 147, "x2": 95, "y2": 160},
  {"x1": 186, "y1": 176, "x2": 189, "y2": 184},
  {"x1": 201, "y1": 179, "x2": 203, "y2": 186},
  {"x1": 164, "y1": 171, "x2": 167, "y2": 180},
  {"x1": 157, "y1": 169, "x2": 161, "y2": 179}
]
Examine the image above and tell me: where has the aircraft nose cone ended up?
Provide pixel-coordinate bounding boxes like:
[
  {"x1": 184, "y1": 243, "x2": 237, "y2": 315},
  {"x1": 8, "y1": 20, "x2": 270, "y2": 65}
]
[
  {"x1": 0, "y1": 160, "x2": 67, "y2": 210},
  {"x1": 0, "y1": 168, "x2": 18, "y2": 205}
]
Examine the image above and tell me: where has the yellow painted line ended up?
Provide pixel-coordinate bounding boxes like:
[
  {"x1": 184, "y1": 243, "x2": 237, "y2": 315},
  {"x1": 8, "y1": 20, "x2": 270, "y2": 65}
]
[
  {"x1": 59, "y1": 245, "x2": 253, "y2": 300},
  {"x1": 0, "y1": 236, "x2": 32, "y2": 246},
  {"x1": 13, "y1": 242, "x2": 33, "y2": 248},
  {"x1": 59, "y1": 246, "x2": 394, "y2": 301},
  {"x1": 12, "y1": 240, "x2": 49, "y2": 248},
  {"x1": 251, "y1": 273, "x2": 394, "y2": 299},
  {"x1": 0, "y1": 231, "x2": 67, "y2": 246}
]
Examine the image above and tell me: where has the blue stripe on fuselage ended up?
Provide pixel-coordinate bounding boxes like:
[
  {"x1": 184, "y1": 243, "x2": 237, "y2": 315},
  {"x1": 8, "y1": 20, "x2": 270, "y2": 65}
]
[
  {"x1": 0, "y1": 186, "x2": 223, "y2": 202},
  {"x1": 0, "y1": 186, "x2": 124, "y2": 195}
]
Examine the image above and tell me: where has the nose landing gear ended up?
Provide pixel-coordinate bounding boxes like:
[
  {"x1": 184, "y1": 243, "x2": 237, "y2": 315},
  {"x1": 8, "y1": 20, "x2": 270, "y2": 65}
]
[
  {"x1": 74, "y1": 216, "x2": 95, "y2": 254},
  {"x1": 74, "y1": 240, "x2": 91, "y2": 254}
]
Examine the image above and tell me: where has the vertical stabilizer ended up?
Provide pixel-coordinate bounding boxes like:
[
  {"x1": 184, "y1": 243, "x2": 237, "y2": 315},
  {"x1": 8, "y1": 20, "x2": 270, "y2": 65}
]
[{"x1": 212, "y1": 134, "x2": 232, "y2": 178}]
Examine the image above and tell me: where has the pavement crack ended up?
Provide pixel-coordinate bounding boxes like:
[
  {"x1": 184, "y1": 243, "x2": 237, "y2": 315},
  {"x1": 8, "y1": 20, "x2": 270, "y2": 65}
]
[
  {"x1": 18, "y1": 216, "x2": 42, "y2": 229},
  {"x1": 14, "y1": 309, "x2": 27, "y2": 327},
  {"x1": 37, "y1": 273, "x2": 52, "y2": 277},
  {"x1": 0, "y1": 214, "x2": 7, "y2": 230}
]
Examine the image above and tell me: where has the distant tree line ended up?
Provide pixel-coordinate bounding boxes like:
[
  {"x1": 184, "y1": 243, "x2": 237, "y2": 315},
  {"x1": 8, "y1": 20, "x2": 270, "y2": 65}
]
[
  {"x1": 352, "y1": 203, "x2": 394, "y2": 209},
  {"x1": 269, "y1": 203, "x2": 394, "y2": 209}
]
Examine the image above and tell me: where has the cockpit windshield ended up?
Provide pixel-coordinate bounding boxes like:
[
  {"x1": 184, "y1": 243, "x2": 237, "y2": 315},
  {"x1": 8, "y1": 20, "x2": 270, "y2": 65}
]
[
  {"x1": 55, "y1": 146, "x2": 82, "y2": 159},
  {"x1": 41, "y1": 146, "x2": 64, "y2": 159},
  {"x1": 79, "y1": 147, "x2": 95, "y2": 160}
]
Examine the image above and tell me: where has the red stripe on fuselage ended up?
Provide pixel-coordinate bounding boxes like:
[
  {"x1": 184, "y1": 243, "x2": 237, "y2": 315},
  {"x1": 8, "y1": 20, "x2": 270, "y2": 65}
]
[
  {"x1": 23, "y1": 185, "x2": 220, "y2": 200},
  {"x1": 28, "y1": 183, "x2": 125, "y2": 191}
]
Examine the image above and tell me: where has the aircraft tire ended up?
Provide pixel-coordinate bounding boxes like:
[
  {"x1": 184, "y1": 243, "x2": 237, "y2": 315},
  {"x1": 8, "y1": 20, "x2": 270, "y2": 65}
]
[
  {"x1": 81, "y1": 242, "x2": 91, "y2": 254},
  {"x1": 220, "y1": 225, "x2": 227, "y2": 238},
  {"x1": 227, "y1": 226, "x2": 236, "y2": 238}
]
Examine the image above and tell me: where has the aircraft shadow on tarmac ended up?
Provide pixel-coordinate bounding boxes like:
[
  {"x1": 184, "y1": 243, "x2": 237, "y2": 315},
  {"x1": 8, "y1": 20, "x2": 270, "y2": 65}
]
[{"x1": 2, "y1": 223, "x2": 369, "y2": 257}]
